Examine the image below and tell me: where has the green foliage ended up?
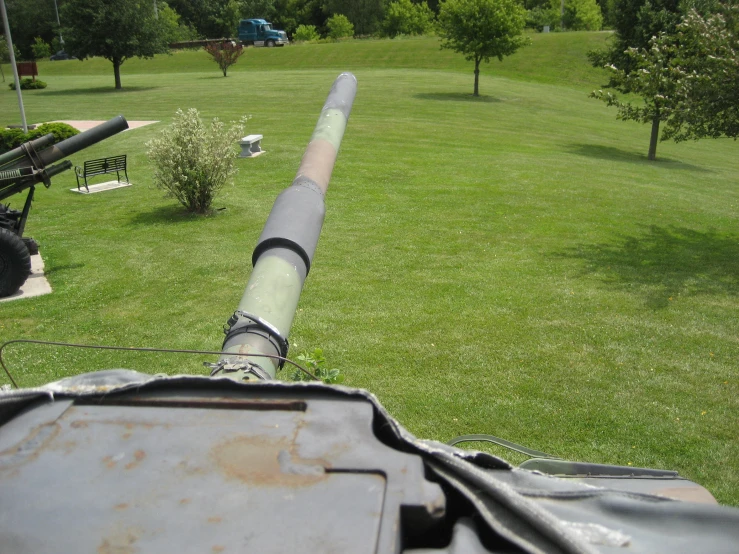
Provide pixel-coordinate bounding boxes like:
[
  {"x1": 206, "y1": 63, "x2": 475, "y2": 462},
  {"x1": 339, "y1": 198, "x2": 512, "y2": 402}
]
[
  {"x1": 559, "y1": 0, "x2": 603, "y2": 29},
  {"x1": 165, "y1": 0, "x2": 240, "y2": 38},
  {"x1": 382, "y1": 0, "x2": 436, "y2": 37},
  {"x1": 61, "y1": 0, "x2": 169, "y2": 89},
  {"x1": 29, "y1": 122, "x2": 80, "y2": 143},
  {"x1": 527, "y1": 0, "x2": 603, "y2": 30},
  {"x1": 8, "y1": 78, "x2": 48, "y2": 90},
  {"x1": 3, "y1": 0, "x2": 57, "y2": 59},
  {"x1": 146, "y1": 108, "x2": 247, "y2": 214},
  {"x1": 0, "y1": 39, "x2": 21, "y2": 64},
  {"x1": 289, "y1": 348, "x2": 345, "y2": 384},
  {"x1": 655, "y1": 5, "x2": 739, "y2": 141},
  {"x1": 588, "y1": 0, "x2": 681, "y2": 77},
  {"x1": 294, "y1": 24, "x2": 321, "y2": 41},
  {"x1": 0, "y1": 123, "x2": 78, "y2": 154},
  {"x1": 204, "y1": 41, "x2": 245, "y2": 76},
  {"x1": 323, "y1": 0, "x2": 385, "y2": 35},
  {"x1": 0, "y1": 128, "x2": 26, "y2": 154},
  {"x1": 526, "y1": 5, "x2": 557, "y2": 29},
  {"x1": 590, "y1": 2, "x2": 738, "y2": 156},
  {"x1": 438, "y1": 0, "x2": 529, "y2": 95},
  {"x1": 158, "y1": 2, "x2": 200, "y2": 44},
  {"x1": 326, "y1": 14, "x2": 355, "y2": 39},
  {"x1": 31, "y1": 37, "x2": 52, "y2": 60}
]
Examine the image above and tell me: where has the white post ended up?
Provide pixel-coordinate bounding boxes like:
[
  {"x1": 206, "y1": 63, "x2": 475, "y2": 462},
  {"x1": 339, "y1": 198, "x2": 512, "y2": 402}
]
[{"x1": 0, "y1": 0, "x2": 27, "y2": 133}]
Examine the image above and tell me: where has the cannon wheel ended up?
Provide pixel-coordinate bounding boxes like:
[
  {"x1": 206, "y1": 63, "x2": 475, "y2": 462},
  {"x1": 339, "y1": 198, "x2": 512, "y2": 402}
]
[{"x1": 0, "y1": 228, "x2": 32, "y2": 297}]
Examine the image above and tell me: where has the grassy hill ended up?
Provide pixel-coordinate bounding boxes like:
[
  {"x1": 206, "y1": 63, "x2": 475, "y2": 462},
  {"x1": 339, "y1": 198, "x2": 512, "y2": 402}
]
[{"x1": 1, "y1": 33, "x2": 738, "y2": 505}]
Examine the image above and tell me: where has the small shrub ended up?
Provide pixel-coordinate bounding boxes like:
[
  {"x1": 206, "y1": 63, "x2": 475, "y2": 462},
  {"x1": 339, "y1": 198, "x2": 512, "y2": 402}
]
[
  {"x1": 0, "y1": 128, "x2": 26, "y2": 153},
  {"x1": 0, "y1": 123, "x2": 78, "y2": 154},
  {"x1": 31, "y1": 37, "x2": 51, "y2": 59},
  {"x1": 326, "y1": 14, "x2": 354, "y2": 40},
  {"x1": 294, "y1": 24, "x2": 320, "y2": 42},
  {"x1": 147, "y1": 108, "x2": 248, "y2": 214},
  {"x1": 204, "y1": 41, "x2": 245, "y2": 77},
  {"x1": 8, "y1": 78, "x2": 48, "y2": 90}
]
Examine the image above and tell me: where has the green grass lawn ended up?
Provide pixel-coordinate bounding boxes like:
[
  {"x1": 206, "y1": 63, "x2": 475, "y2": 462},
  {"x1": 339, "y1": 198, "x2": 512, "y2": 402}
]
[{"x1": 2, "y1": 33, "x2": 738, "y2": 505}]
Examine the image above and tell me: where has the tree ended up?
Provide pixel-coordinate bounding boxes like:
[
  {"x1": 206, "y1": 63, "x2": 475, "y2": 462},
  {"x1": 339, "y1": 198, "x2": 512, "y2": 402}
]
[
  {"x1": 438, "y1": 0, "x2": 528, "y2": 96},
  {"x1": 204, "y1": 41, "x2": 245, "y2": 76},
  {"x1": 61, "y1": 0, "x2": 168, "y2": 89},
  {"x1": 590, "y1": 42, "x2": 677, "y2": 160},
  {"x1": 587, "y1": 0, "x2": 683, "y2": 159},
  {"x1": 4, "y1": 0, "x2": 57, "y2": 59},
  {"x1": 657, "y1": 4, "x2": 739, "y2": 142},
  {"x1": 590, "y1": 1, "x2": 737, "y2": 159},
  {"x1": 326, "y1": 13, "x2": 354, "y2": 38},
  {"x1": 322, "y1": 0, "x2": 385, "y2": 35},
  {"x1": 588, "y1": 0, "x2": 681, "y2": 76},
  {"x1": 30, "y1": 37, "x2": 51, "y2": 60},
  {"x1": 382, "y1": 0, "x2": 436, "y2": 37}
]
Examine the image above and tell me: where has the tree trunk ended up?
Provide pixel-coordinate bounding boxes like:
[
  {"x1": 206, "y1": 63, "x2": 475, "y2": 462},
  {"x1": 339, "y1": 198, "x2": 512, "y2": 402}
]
[
  {"x1": 473, "y1": 57, "x2": 480, "y2": 97},
  {"x1": 648, "y1": 114, "x2": 660, "y2": 161},
  {"x1": 113, "y1": 58, "x2": 122, "y2": 90}
]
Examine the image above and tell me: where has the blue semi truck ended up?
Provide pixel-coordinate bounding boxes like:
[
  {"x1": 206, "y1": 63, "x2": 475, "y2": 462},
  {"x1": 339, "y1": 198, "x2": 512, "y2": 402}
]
[{"x1": 238, "y1": 19, "x2": 289, "y2": 47}]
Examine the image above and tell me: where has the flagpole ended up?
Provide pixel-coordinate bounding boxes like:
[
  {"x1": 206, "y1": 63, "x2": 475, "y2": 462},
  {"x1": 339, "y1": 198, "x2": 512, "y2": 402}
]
[{"x1": 1, "y1": 0, "x2": 27, "y2": 133}]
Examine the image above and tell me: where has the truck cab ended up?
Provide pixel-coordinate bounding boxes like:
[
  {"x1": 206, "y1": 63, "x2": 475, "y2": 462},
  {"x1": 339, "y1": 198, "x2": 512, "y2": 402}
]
[{"x1": 238, "y1": 19, "x2": 289, "y2": 47}]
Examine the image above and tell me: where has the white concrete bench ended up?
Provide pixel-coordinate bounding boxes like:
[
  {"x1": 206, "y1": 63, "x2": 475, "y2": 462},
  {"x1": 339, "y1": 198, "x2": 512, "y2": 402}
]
[{"x1": 239, "y1": 134, "x2": 264, "y2": 158}]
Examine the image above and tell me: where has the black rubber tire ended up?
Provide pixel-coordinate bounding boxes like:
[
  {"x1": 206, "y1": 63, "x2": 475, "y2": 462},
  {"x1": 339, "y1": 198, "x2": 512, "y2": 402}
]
[
  {"x1": 22, "y1": 237, "x2": 39, "y2": 255},
  {"x1": 266, "y1": 40, "x2": 275, "y2": 47},
  {"x1": 0, "y1": 228, "x2": 32, "y2": 297}
]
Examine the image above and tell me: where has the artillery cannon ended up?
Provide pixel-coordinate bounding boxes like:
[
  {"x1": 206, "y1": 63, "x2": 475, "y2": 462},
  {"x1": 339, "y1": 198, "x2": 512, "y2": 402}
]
[
  {"x1": 0, "y1": 117, "x2": 129, "y2": 297},
  {"x1": 0, "y1": 75, "x2": 738, "y2": 552}
]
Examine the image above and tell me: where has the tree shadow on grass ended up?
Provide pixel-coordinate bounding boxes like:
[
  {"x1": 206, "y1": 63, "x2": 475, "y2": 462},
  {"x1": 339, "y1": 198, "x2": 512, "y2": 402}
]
[
  {"x1": 39, "y1": 86, "x2": 160, "y2": 96},
  {"x1": 558, "y1": 226, "x2": 739, "y2": 309},
  {"x1": 414, "y1": 92, "x2": 502, "y2": 103},
  {"x1": 565, "y1": 143, "x2": 711, "y2": 173}
]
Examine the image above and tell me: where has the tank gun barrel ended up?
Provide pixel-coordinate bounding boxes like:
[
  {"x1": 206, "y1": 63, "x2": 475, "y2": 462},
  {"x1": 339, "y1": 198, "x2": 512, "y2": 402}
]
[{"x1": 217, "y1": 72, "x2": 357, "y2": 381}]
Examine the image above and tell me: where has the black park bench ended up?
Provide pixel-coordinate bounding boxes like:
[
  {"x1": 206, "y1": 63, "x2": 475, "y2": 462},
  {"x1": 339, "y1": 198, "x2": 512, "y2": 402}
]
[{"x1": 75, "y1": 155, "x2": 129, "y2": 192}]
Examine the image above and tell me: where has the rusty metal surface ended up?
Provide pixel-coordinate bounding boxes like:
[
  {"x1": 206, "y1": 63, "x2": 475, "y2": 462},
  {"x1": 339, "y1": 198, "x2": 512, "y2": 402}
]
[{"x1": 0, "y1": 384, "x2": 444, "y2": 553}]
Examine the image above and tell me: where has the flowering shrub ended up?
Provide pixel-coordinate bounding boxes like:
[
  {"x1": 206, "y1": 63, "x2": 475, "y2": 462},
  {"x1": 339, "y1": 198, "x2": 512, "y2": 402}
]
[{"x1": 146, "y1": 109, "x2": 248, "y2": 214}]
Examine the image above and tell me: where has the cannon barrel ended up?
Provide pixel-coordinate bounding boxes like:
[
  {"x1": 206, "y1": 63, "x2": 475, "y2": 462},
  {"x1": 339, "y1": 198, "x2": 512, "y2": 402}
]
[
  {"x1": 217, "y1": 72, "x2": 357, "y2": 381},
  {"x1": 0, "y1": 116, "x2": 129, "y2": 172}
]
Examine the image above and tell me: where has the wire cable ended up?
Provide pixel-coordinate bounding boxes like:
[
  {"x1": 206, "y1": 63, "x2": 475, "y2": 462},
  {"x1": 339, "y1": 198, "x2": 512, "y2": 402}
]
[{"x1": 0, "y1": 338, "x2": 320, "y2": 389}]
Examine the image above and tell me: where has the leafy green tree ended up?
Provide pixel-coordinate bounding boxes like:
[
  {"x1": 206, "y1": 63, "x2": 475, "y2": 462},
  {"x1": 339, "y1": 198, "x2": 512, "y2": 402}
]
[
  {"x1": 323, "y1": 0, "x2": 385, "y2": 35},
  {"x1": 166, "y1": 0, "x2": 240, "y2": 38},
  {"x1": 30, "y1": 37, "x2": 51, "y2": 60},
  {"x1": 438, "y1": 0, "x2": 528, "y2": 96},
  {"x1": 657, "y1": 5, "x2": 739, "y2": 142},
  {"x1": 589, "y1": 0, "x2": 681, "y2": 76},
  {"x1": 61, "y1": 0, "x2": 169, "y2": 89},
  {"x1": 158, "y1": 2, "x2": 199, "y2": 44},
  {"x1": 294, "y1": 24, "x2": 321, "y2": 40},
  {"x1": 326, "y1": 13, "x2": 354, "y2": 38},
  {"x1": 560, "y1": 0, "x2": 603, "y2": 29},
  {"x1": 526, "y1": 0, "x2": 602, "y2": 30},
  {"x1": 4, "y1": 0, "x2": 57, "y2": 59},
  {"x1": 382, "y1": 0, "x2": 436, "y2": 37},
  {"x1": 590, "y1": 41, "x2": 676, "y2": 160}
]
